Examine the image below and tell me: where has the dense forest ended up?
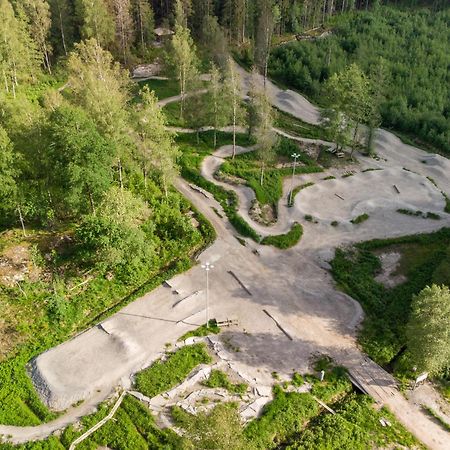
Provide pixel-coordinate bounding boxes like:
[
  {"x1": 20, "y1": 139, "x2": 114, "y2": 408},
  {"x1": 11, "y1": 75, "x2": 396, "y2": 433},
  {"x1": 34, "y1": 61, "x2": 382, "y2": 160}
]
[{"x1": 269, "y1": 5, "x2": 450, "y2": 154}]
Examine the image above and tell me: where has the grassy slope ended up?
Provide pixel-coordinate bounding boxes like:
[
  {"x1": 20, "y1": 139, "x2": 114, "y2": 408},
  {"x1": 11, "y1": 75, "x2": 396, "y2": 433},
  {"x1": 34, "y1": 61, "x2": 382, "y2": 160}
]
[{"x1": 0, "y1": 194, "x2": 215, "y2": 427}]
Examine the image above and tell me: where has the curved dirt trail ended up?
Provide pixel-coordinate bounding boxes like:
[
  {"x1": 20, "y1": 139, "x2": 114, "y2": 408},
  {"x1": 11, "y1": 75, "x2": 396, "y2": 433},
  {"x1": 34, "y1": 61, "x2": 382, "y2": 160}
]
[{"x1": 1, "y1": 67, "x2": 450, "y2": 448}]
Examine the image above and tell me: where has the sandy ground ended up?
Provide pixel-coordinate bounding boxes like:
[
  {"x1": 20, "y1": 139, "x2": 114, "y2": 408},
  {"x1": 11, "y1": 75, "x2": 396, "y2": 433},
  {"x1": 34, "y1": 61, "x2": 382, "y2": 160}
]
[{"x1": 1, "y1": 67, "x2": 450, "y2": 448}]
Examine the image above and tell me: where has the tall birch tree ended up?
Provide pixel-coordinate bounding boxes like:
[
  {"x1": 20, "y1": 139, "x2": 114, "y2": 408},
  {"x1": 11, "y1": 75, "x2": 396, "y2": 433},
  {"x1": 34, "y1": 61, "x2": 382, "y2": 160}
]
[
  {"x1": 113, "y1": 0, "x2": 134, "y2": 63},
  {"x1": 170, "y1": 23, "x2": 198, "y2": 120},
  {"x1": 134, "y1": 86, "x2": 179, "y2": 196},
  {"x1": 224, "y1": 57, "x2": 244, "y2": 159},
  {"x1": 207, "y1": 64, "x2": 230, "y2": 148}
]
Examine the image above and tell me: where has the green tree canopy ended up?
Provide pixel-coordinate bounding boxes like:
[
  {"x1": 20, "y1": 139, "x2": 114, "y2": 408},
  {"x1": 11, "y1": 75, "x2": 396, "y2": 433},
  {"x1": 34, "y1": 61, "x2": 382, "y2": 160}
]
[
  {"x1": 406, "y1": 284, "x2": 450, "y2": 374},
  {"x1": 47, "y1": 105, "x2": 115, "y2": 215}
]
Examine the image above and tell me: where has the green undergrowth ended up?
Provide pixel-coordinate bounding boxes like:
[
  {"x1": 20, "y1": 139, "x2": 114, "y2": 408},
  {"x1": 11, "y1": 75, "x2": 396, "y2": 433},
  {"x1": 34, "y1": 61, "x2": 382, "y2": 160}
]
[
  {"x1": 289, "y1": 393, "x2": 422, "y2": 450},
  {"x1": 202, "y1": 369, "x2": 248, "y2": 395},
  {"x1": 331, "y1": 228, "x2": 450, "y2": 369},
  {"x1": 1, "y1": 363, "x2": 419, "y2": 450},
  {"x1": 260, "y1": 223, "x2": 303, "y2": 249},
  {"x1": 243, "y1": 364, "x2": 418, "y2": 449},
  {"x1": 60, "y1": 394, "x2": 182, "y2": 450},
  {"x1": 0, "y1": 394, "x2": 183, "y2": 450},
  {"x1": 178, "y1": 320, "x2": 221, "y2": 341},
  {"x1": 134, "y1": 343, "x2": 212, "y2": 399}
]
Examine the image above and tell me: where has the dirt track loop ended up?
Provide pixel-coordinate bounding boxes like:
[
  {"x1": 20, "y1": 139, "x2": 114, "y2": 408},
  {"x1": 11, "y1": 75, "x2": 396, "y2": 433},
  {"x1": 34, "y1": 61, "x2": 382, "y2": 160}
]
[{"x1": 1, "y1": 66, "x2": 449, "y2": 448}]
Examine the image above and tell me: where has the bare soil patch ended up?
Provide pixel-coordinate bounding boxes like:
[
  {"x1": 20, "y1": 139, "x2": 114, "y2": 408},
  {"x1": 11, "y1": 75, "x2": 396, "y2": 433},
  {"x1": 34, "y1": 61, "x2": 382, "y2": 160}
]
[
  {"x1": 374, "y1": 252, "x2": 407, "y2": 288},
  {"x1": 0, "y1": 243, "x2": 41, "y2": 287}
]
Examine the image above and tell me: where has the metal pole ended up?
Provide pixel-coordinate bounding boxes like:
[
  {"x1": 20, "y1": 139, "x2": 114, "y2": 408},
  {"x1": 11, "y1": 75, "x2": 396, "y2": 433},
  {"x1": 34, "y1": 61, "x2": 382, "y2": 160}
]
[
  {"x1": 201, "y1": 263, "x2": 214, "y2": 328},
  {"x1": 206, "y1": 268, "x2": 209, "y2": 327},
  {"x1": 289, "y1": 153, "x2": 299, "y2": 206}
]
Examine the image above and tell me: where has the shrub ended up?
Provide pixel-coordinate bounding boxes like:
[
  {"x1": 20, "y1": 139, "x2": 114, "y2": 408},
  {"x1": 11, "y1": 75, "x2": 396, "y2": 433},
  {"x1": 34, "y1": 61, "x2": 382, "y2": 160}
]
[
  {"x1": 203, "y1": 370, "x2": 248, "y2": 395},
  {"x1": 350, "y1": 213, "x2": 369, "y2": 224},
  {"x1": 178, "y1": 320, "x2": 220, "y2": 341}
]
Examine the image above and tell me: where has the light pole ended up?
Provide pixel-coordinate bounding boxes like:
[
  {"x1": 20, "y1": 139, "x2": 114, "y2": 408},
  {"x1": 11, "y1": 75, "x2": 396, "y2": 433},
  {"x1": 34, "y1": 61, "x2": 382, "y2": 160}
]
[
  {"x1": 201, "y1": 262, "x2": 214, "y2": 328},
  {"x1": 289, "y1": 153, "x2": 300, "y2": 206}
]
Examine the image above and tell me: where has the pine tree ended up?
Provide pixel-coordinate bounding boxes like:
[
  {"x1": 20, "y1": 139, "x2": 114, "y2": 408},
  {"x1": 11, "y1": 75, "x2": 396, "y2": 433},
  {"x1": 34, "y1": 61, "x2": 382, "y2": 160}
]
[
  {"x1": 0, "y1": 0, "x2": 40, "y2": 96},
  {"x1": 16, "y1": 0, "x2": 52, "y2": 73},
  {"x1": 132, "y1": 0, "x2": 154, "y2": 50},
  {"x1": 74, "y1": 0, "x2": 115, "y2": 48}
]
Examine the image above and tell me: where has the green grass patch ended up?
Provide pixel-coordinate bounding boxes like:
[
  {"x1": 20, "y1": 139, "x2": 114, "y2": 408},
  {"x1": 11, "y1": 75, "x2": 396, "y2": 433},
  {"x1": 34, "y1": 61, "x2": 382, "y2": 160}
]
[
  {"x1": 136, "y1": 78, "x2": 180, "y2": 101},
  {"x1": 288, "y1": 182, "x2": 314, "y2": 207},
  {"x1": 134, "y1": 343, "x2": 212, "y2": 398},
  {"x1": 351, "y1": 213, "x2": 369, "y2": 224},
  {"x1": 293, "y1": 393, "x2": 422, "y2": 450},
  {"x1": 202, "y1": 369, "x2": 248, "y2": 395},
  {"x1": 260, "y1": 223, "x2": 303, "y2": 249},
  {"x1": 178, "y1": 320, "x2": 220, "y2": 341},
  {"x1": 244, "y1": 385, "x2": 320, "y2": 449},
  {"x1": 274, "y1": 109, "x2": 329, "y2": 140}
]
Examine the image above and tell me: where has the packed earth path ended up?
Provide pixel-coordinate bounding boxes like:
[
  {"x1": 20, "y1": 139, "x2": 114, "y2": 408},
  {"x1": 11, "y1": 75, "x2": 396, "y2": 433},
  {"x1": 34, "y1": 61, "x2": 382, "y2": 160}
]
[{"x1": 1, "y1": 67, "x2": 450, "y2": 448}]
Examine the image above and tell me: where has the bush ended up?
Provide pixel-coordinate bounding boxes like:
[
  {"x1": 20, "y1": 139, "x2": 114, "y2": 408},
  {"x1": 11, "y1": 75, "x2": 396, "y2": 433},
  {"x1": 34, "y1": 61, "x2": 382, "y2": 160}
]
[{"x1": 350, "y1": 213, "x2": 369, "y2": 224}]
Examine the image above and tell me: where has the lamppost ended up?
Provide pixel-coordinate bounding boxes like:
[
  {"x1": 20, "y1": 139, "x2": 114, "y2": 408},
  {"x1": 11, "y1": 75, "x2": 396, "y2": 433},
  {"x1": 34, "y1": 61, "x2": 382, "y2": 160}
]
[
  {"x1": 201, "y1": 262, "x2": 214, "y2": 328},
  {"x1": 289, "y1": 153, "x2": 300, "y2": 206}
]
